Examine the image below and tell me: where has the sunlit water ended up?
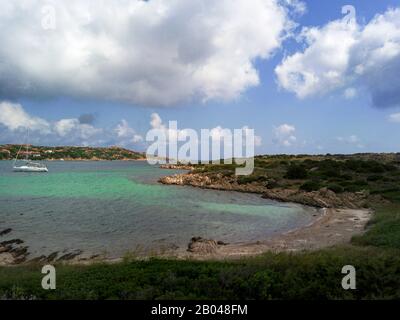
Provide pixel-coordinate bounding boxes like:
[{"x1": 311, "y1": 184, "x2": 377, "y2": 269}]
[{"x1": 0, "y1": 161, "x2": 319, "y2": 258}]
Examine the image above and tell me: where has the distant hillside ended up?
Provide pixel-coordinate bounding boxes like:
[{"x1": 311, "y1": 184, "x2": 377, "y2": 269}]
[{"x1": 0, "y1": 145, "x2": 145, "y2": 161}]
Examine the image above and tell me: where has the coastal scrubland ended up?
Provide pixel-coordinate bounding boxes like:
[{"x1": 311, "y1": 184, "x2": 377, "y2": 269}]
[{"x1": 1, "y1": 154, "x2": 400, "y2": 299}]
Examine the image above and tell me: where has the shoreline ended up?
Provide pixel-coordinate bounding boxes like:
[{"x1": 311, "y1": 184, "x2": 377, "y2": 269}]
[
  {"x1": 1, "y1": 207, "x2": 372, "y2": 266},
  {"x1": 158, "y1": 172, "x2": 371, "y2": 209},
  {"x1": 154, "y1": 169, "x2": 374, "y2": 258},
  {"x1": 169, "y1": 207, "x2": 372, "y2": 260}
]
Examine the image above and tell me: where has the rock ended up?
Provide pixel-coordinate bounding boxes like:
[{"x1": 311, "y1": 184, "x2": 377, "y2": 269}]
[
  {"x1": 160, "y1": 164, "x2": 195, "y2": 170},
  {"x1": 29, "y1": 255, "x2": 47, "y2": 263},
  {"x1": 159, "y1": 173, "x2": 212, "y2": 187},
  {"x1": 1, "y1": 239, "x2": 24, "y2": 246},
  {"x1": 159, "y1": 173, "x2": 265, "y2": 193},
  {"x1": 0, "y1": 228, "x2": 12, "y2": 236},
  {"x1": 10, "y1": 246, "x2": 28, "y2": 257},
  {"x1": 46, "y1": 251, "x2": 59, "y2": 262},
  {"x1": 57, "y1": 250, "x2": 83, "y2": 261},
  {"x1": 187, "y1": 237, "x2": 218, "y2": 254}
]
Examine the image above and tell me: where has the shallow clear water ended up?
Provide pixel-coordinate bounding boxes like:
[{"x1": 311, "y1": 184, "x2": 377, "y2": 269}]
[{"x1": 0, "y1": 161, "x2": 319, "y2": 258}]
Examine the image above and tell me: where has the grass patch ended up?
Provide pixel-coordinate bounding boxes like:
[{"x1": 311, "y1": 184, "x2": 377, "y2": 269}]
[
  {"x1": 353, "y1": 204, "x2": 400, "y2": 249},
  {"x1": 1, "y1": 246, "x2": 400, "y2": 300}
]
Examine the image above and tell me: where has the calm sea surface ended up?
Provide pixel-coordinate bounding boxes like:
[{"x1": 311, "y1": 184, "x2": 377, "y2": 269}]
[{"x1": 0, "y1": 161, "x2": 319, "y2": 258}]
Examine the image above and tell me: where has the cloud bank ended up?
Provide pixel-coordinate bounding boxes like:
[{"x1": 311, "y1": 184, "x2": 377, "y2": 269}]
[
  {"x1": 0, "y1": 101, "x2": 261, "y2": 149},
  {"x1": 0, "y1": 0, "x2": 297, "y2": 106},
  {"x1": 0, "y1": 101, "x2": 127, "y2": 147}
]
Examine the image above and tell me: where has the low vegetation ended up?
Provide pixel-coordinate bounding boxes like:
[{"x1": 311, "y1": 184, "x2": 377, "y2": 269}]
[
  {"x1": 1, "y1": 245, "x2": 400, "y2": 300},
  {"x1": 192, "y1": 154, "x2": 400, "y2": 200}
]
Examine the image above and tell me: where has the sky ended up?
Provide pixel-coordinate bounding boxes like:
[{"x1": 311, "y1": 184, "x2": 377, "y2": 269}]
[{"x1": 1, "y1": 0, "x2": 400, "y2": 155}]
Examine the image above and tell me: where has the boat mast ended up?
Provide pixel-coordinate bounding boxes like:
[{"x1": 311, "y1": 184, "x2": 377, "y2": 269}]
[{"x1": 25, "y1": 128, "x2": 29, "y2": 161}]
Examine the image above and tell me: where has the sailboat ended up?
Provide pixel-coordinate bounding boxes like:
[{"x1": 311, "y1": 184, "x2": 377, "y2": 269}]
[{"x1": 13, "y1": 137, "x2": 48, "y2": 173}]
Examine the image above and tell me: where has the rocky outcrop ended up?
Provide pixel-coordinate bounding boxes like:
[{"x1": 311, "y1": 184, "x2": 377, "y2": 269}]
[
  {"x1": 28, "y1": 250, "x2": 84, "y2": 263},
  {"x1": 0, "y1": 239, "x2": 29, "y2": 264},
  {"x1": 0, "y1": 227, "x2": 85, "y2": 265},
  {"x1": 159, "y1": 164, "x2": 195, "y2": 170},
  {"x1": 261, "y1": 187, "x2": 367, "y2": 209},
  {"x1": 159, "y1": 173, "x2": 369, "y2": 209},
  {"x1": 159, "y1": 173, "x2": 266, "y2": 193},
  {"x1": 160, "y1": 173, "x2": 212, "y2": 187}
]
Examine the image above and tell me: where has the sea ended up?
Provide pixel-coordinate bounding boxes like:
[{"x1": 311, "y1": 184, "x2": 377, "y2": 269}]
[{"x1": 0, "y1": 160, "x2": 319, "y2": 258}]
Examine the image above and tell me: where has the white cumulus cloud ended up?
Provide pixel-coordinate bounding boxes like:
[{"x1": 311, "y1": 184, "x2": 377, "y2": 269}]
[
  {"x1": 275, "y1": 7, "x2": 400, "y2": 108},
  {"x1": 0, "y1": 101, "x2": 51, "y2": 133},
  {"x1": 0, "y1": 0, "x2": 297, "y2": 106},
  {"x1": 0, "y1": 101, "x2": 141, "y2": 147},
  {"x1": 114, "y1": 119, "x2": 143, "y2": 145},
  {"x1": 149, "y1": 113, "x2": 262, "y2": 147},
  {"x1": 273, "y1": 123, "x2": 296, "y2": 146}
]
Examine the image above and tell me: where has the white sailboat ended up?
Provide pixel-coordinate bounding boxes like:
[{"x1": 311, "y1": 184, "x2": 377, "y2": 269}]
[
  {"x1": 13, "y1": 140, "x2": 48, "y2": 173},
  {"x1": 13, "y1": 160, "x2": 48, "y2": 172}
]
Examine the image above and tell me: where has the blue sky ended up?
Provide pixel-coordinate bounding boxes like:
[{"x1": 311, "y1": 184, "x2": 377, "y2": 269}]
[{"x1": 1, "y1": 0, "x2": 400, "y2": 155}]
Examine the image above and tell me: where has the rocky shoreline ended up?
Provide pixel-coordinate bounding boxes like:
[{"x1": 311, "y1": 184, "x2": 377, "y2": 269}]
[
  {"x1": 154, "y1": 169, "x2": 377, "y2": 258},
  {"x1": 0, "y1": 228, "x2": 93, "y2": 266},
  {"x1": 159, "y1": 164, "x2": 195, "y2": 170},
  {"x1": 159, "y1": 172, "x2": 372, "y2": 209}
]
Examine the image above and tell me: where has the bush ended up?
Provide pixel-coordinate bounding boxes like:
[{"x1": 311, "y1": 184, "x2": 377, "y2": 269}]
[
  {"x1": 353, "y1": 179, "x2": 369, "y2": 186},
  {"x1": 367, "y1": 174, "x2": 384, "y2": 182},
  {"x1": 266, "y1": 179, "x2": 279, "y2": 189},
  {"x1": 237, "y1": 175, "x2": 268, "y2": 185},
  {"x1": 340, "y1": 174, "x2": 353, "y2": 181},
  {"x1": 285, "y1": 165, "x2": 308, "y2": 179},
  {"x1": 300, "y1": 181, "x2": 320, "y2": 192},
  {"x1": 320, "y1": 169, "x2": 341, "y2": 178},
  {"x1": 327, "y1": 184, "x2": 344, "y2": 193}
]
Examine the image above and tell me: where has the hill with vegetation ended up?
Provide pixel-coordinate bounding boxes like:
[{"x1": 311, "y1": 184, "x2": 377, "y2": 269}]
[{"x1": 0, "y1": 144, "x2": 145, "y2": 161}]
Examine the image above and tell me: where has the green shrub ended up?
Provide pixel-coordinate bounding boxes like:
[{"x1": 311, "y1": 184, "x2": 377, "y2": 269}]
[
  {"x1": 300, "y1": 181, "x2": 320, "y2": 192},
  {"x1": 320, "y1": 169, "x2": 341, "y2": 178},
  {"x1": 237, "y1": 175, "x2": 268, "y2": 185},
  {"x1": 339, "y1": 174, "x2": 353, "y2": 180},
  {"x1": 285, "y1": 165, "x2": 308, "y2": 179},
  {"x1": 367, "y1": 174, "x2": 384, "y2": 182},
  {"x1": 327, "y1": 184, "x2": 344, "y2": 193}
]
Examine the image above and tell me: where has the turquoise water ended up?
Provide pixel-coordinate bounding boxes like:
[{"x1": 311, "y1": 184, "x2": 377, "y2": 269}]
[{"x1": 0, "y1": 161, "x2": 319, "y2": 258}]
